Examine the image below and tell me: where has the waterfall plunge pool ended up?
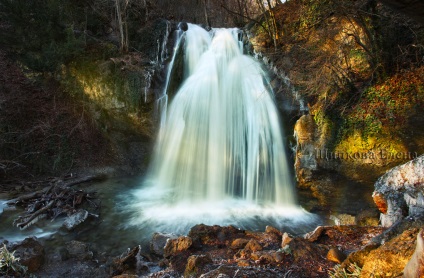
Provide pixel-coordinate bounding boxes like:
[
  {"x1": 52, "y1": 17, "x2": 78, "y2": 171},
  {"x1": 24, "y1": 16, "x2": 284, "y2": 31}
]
[{"x1": 0, "y1": 176, "x2": 324, "y2": 256}]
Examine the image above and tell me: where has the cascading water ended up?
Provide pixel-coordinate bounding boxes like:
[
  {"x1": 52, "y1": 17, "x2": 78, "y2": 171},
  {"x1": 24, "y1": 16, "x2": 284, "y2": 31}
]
[{"x1": 129, "y1": 24, "x2": 317, "y2": 233}]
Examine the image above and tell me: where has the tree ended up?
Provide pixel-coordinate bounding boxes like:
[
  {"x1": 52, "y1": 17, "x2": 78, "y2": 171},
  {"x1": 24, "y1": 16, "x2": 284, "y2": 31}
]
[{"x1": 115, "y1": 0, "x2": 129, "y2": 52}]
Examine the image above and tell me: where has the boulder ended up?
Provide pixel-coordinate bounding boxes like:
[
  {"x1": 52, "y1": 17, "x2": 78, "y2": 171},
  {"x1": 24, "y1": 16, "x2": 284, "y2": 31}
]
[
  {"x1": 243, "y1": 239, "x2": 262, "y2": 252},
  {"x1": 230, "y1": 238, "x2": 249, "y2": 250},
  {"x1": 184, "y1": 255, "x2": 213, "y2": 278},
  {"x1": 372, "y1": 154, "x2": 424, "y2": 227},
  {"x1": 281, "y1": 232, "x2": 292, "y2": 248},
  {"x1": 62, "y1": 209, "x2": 89, "y2": 231},
  {"x1": 329, "y1": 213, "x2": 356, "y2": 226},
  {"x1": 150, "y1": 232, "x2": 177, "y2": 257},
  {"x1": 113, "y1": 245, "x2": 150, "y2": 275},
  {"x1": 326, "y1": 248, "x2": 346, "y2": 264},
  {"x1": 64, "y1": 241, "x2": 93, "y2": 261},
  {"x1": 188, "y1": 224, "x2": 244, "y2": 247},
  {"x1": 164, "y1": 236, "x2": 192, "y2": 258},
  {"x1": 360, "y1": 228, "x2": 419, "y2": 277},
  {"x1": 265, "y1": 225, "x2": 282, "y2": 236},
  {"x1": 10, "y1": 237, "x2": 44, "y2": 272}
]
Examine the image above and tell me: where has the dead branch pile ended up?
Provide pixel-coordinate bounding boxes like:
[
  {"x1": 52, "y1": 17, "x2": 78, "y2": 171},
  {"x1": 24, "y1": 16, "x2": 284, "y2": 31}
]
[{"x1": 6, "y1": 175, "x2": 105, "y2": 230}]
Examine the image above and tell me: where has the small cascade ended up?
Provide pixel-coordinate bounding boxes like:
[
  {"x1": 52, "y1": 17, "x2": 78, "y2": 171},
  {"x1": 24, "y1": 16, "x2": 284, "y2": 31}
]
[
  {"x1": 143, "y1": 70, "x2": 152, "y2": 103},
  {"x1": 155, "y1": 21, "x2": 171, "y2": 66},
  {"x1": 156, "y1": 24, "x2": 186, "y2": 129}
]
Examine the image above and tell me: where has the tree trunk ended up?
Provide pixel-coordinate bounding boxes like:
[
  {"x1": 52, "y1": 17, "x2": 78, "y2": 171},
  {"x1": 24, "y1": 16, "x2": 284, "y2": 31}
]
[
  {"x1": 203, "y1": 0, "x2": 211, "y2": 27},
  {"x1": 115, "y1": 0, "x2": 128, "y2": 52}
]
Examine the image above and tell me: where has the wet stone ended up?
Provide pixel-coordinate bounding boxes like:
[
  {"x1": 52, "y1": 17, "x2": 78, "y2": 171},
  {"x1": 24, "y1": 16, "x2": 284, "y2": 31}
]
[
  {"x1": 64, "y1": 240, "x2": 93, "y2": 261},
  {"x1": 230, "y1": 238, "x2": 249, "y2": 250},
  {"x1": 150, "y1": 232, "x2": 177, "y2": 257},
  {"x1": 281, "y1": 232, "x2": 292, "y2": 248},
  {"x1": 10, "y1": 237, "x2": 45, "y2": 272},
  {"x1": 327, "y1": 247, "x2": 346, "y2": 263},
  {"x1": 62, "y1": 209, "x2": 89, "y2": 231},
  {"x1": 243, "y1": 239, "x2": 262, "y2": 252},
  {"x1": 265, "y1": 225, "x2": 282, "y2": 236},
  {"x1": 164, "y1": 236, "x2": 192, "y2": 258},
  {"x1": 184, "y1": 254, "x2": 213, "y2": 278}
]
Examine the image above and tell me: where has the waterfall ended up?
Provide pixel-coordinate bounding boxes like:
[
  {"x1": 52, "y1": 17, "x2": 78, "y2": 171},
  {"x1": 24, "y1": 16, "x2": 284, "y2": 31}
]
[
  {"x1": 148, "y1": 24, "x2": 295, "y2": 206},
  {"x1": 129, "y1": 24, "x2": 316, "y2": 233}
]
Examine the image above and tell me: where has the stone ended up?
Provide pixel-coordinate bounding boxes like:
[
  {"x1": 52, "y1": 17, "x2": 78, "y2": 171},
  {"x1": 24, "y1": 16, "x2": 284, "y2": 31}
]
[
  {"x1": 340, "y1": 243, "x2": 379, "y2": 270},
  {"x1": 188, "y1": 224, "x2": 244, "y2": 247},
  {"x1": 326, "y1": 248, "x2": 346, "y2": 264},
  {"x1": 150, "y1": 232, "x2": 177, "y2": 257},
  {"x1": 265, "y1": 225, "x2": 282, "y2": 236},
  {"x1": 273, "y1": 251, "x2": 285, "y2": 263},
  {"x1": 355, "y1": 209, "x2": 380, "y2": 226},
  {"x1": 178, "y1": 22, "x2": 188, "y2": 31},
  {"x1": 164, "y1": 236, "x2": 192, "y2": 258},
  {"x1": 360, "y1": 228, "x2": 419, "y2": 277},
  {"x1": 243, "y1": 239, "x2": 262, "y2": 252},
  {"x1": 62, "y1": 209, "x2": 89, "y2": 231},
  {"x1": 371, "y1": 213, "x2": 424, "y2": 246},
  {"x1": 199, "y1": 266, "x2": 237, "y2": 278},
  {"x1": 372, "y1": 154, "x2": 424, "y2": 227},
  {"x1": 236, "y1": 259, "x2": 251, "y2": 267},
  {"x1": 281, "y1": 232, "x2": 292, "y2": 248},
  {"x1": 184, "y1": 254, "x2": 213, "y2": 278},
  {"x1": 10, "y1": 237, "x2": 44, "y2": 272},
  {"x1": 235, "y1": 240, "x2": 263, "y2": 260},
  {"x1": 258, "y1": 253, "x2": 275, "y2": 264},
  {"x1": 289, "y1": 237, "x2": 329, "y2": 264},
  {"x1": 304, "y1": 226, "x2": 325, "y2": 242},
  {"x1": 403, "y1": 229, "x2": 424, "y2": 277},
  {"x1": 329, "y1": 213, "x2": 356, "y2": 226},
  {"x1": 113, "y1": 245, "x2": 147, "y2": 275},
  {"x1": 230, "y1": 238, "x2": 249, "y2": 250},
  {"x1": 64, "y1": 240, "x2": 93, "y2": 260},
  {"x1": 305, "y1": 225, "x2": 384, "y2": 249}
]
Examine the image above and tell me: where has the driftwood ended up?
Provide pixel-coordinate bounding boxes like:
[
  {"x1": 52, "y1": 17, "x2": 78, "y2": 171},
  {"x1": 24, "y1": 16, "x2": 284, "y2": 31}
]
[{"x1": 7, "y1": 174, "x2": 104, "y2": 230}]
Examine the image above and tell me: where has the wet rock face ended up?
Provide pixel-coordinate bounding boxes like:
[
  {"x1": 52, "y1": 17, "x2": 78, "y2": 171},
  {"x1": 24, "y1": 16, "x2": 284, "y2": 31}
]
[
  {"x1": 373, "y1": 154, "x2": 424, "y2": 227},
  {"x1": 10, "y1": 237, "x2": 44, "y2": 272},
  {"x1": 294, "y1": 114, "x2": 318, "y2": 185}
]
